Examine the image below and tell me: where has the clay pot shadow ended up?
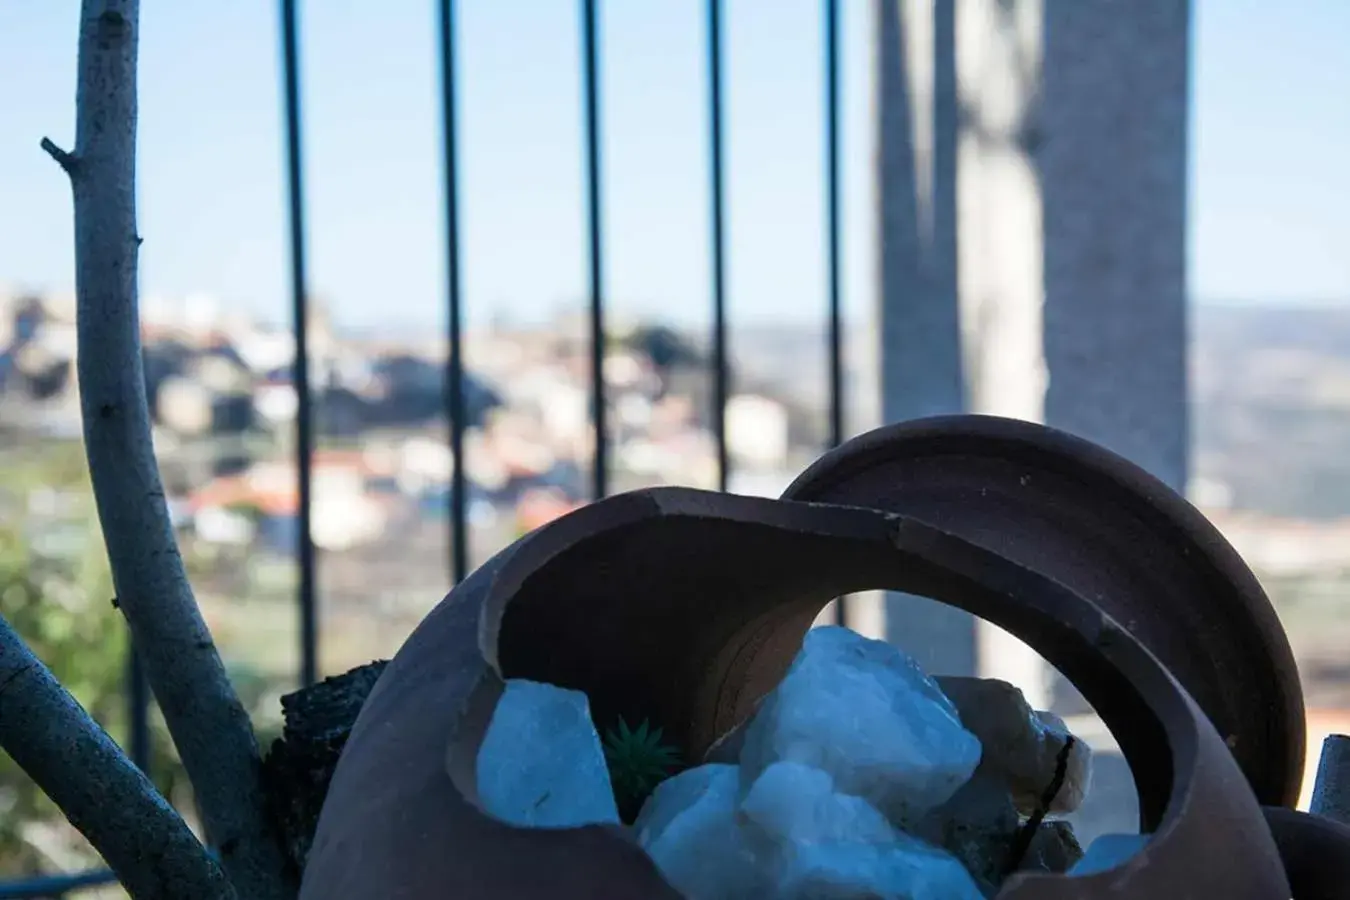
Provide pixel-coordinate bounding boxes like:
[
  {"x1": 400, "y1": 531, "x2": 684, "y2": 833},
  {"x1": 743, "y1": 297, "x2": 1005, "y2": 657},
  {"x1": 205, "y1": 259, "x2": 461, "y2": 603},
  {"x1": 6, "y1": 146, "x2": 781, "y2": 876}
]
[{"x1": 300, "y1": 415, "x2": 1306, "y2": 899}]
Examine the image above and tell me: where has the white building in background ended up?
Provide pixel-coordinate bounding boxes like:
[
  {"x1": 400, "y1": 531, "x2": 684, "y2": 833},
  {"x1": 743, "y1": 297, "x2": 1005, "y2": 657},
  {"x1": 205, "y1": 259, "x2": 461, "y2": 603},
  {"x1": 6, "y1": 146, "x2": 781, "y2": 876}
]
[
  {"x1": 311, "y1": 489, "x2": 386, "y2": 551},
  {"x1": 236, "y1": 328, "x2": 296, "y2": 375},
  {"x1": 539, "y1": 380, "x2": 590, "y2": 447},
  {"x1": 726, "y1": 394, "x2": 789, "y2": 470},
  {"x1": 311, "y1": 465, "x2": 387, "y2": 551},
  {"x1": 397, "y1": 436, "x2": 455, "y2": 494},
  {"x1": 254, "y1": 382, "x2": 298, "y2": 425}
]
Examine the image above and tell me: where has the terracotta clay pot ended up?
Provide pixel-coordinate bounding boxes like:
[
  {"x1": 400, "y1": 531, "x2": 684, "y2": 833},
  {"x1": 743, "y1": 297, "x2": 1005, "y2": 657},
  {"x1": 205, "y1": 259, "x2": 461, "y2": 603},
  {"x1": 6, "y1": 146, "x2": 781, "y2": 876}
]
[{"x1": 299, "y1": 415, "x2": 1328, "y2": 898}]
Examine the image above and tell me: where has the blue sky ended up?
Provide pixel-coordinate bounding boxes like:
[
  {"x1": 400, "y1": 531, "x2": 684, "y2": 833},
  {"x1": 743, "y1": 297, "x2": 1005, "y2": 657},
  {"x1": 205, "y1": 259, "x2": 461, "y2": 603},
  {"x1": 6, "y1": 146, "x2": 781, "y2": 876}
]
[{"x1": 1, "y1": 1, "x2": 1347, "y2": 332}]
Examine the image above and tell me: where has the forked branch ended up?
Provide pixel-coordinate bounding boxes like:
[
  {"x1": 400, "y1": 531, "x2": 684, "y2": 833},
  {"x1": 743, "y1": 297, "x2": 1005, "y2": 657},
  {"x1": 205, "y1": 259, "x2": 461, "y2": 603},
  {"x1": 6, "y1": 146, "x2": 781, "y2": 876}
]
[
  {"x1": 35, "y1": 0, "x2": 294, "y2": 896},
  {"x1": 0, "y1": 617, "x2": 235, "y2": 899}
]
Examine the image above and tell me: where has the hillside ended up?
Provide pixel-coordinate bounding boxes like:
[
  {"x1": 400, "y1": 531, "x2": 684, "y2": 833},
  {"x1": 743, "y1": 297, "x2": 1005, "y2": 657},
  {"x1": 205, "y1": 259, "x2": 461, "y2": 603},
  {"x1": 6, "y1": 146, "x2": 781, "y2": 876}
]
[{"x1": 1194, "y1": 303, "x2": 1350, "y2": 519}]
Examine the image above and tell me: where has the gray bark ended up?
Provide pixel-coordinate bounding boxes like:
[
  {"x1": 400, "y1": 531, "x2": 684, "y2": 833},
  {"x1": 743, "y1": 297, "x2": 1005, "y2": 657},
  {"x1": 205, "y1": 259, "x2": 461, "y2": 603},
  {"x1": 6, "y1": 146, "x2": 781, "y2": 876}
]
[
  {"x1": 261, "y1": 661, "x2": 390, "y2": 874},
  {"x1": 40, "y1": 1, "x2": 294, "y2": 896},
  {"x1": 0, "y1": 617, "x2": 235, "y2": 899}
]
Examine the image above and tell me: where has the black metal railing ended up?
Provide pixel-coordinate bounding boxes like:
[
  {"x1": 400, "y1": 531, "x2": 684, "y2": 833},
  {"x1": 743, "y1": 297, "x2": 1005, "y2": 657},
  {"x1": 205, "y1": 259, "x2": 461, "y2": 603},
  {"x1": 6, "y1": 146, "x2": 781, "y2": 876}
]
[
  {"x1": 581, "y1": 0, "x2": 610, "y2": 503},
  {"x1": 439, "y1": 0, "x2": 471, "y2": 585},
  {"x1": 0, "y1": 0, "x2": 845, "y2": 894}
]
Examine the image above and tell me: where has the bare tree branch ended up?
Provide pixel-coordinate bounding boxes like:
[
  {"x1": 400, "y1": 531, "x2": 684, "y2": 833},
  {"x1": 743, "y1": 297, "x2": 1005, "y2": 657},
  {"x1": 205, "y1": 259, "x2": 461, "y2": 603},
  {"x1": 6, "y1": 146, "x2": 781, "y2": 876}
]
[
  {"x1": 0, "y1": 616, "x2": 235, "y2": 899},
  {"x1": 40, "y1": 137, "x2": 77, "y2": 174},
  {"x1": 41, "y1": 1, "x2": 295, "y2": 896}
]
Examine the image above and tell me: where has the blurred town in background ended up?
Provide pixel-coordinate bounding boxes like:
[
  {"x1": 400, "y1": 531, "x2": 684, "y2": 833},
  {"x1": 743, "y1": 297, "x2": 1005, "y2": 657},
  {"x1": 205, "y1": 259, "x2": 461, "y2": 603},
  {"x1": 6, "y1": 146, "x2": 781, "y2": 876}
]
[{"x1": 5, "y1": 287, "x2": 1350, "y2": 710}]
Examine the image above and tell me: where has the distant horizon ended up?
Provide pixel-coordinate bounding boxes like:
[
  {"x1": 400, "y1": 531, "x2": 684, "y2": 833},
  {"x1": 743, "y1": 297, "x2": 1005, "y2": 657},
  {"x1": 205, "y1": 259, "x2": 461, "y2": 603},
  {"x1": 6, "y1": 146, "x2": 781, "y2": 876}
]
[
  {"x1": 7, "y1": 281, "x2": 1346, "y2": 340},
  {"x1": 331, "y1": 293, "x2": 1350, "y2": 341}
]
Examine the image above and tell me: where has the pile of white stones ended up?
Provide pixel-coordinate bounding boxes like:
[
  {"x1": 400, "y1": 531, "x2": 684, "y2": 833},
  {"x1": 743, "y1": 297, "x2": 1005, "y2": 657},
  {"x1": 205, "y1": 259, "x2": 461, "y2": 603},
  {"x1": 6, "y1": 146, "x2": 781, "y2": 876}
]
[{"x1": 477, "y1": 626, "x2": 1137, "y2": 899}]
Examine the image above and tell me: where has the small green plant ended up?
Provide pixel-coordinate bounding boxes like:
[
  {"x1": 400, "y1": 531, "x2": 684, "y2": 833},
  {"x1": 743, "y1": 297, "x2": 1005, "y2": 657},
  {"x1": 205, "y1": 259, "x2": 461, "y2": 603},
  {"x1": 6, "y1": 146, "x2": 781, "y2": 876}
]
[{"x1": 603, "y1": 717, "x2": 682, "y2": 819}]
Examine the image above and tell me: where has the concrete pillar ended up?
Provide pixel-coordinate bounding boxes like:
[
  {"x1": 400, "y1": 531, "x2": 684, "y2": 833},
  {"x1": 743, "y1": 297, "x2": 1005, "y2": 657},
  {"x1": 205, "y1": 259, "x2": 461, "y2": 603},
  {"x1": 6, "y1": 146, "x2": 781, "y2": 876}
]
[
  {"x1": 954, "y1": 0, "x2": 1053, "y2": 709},
  {"x1": 1040, "y1": 0, "x2": 1191, "y2": 492},
  {"x1": 874, "y1": 0, "x2": 976, "y2": 677},
  {"x1": 874, "y1": 1, "x2": 1190, "y2": 714}
]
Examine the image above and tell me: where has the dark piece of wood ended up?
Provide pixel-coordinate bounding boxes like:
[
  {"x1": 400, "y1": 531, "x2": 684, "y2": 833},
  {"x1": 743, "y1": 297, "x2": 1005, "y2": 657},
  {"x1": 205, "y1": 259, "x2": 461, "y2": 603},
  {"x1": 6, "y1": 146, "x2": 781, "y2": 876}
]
[{"x1": 261, "y1": 660, "x2": 389, "y2": 876}]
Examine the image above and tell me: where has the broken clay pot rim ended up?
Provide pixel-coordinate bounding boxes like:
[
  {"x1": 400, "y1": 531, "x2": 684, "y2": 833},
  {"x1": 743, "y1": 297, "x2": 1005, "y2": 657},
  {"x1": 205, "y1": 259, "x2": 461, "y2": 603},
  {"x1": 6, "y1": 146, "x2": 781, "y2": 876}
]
[
  {"x1": 785, "y1": 414, "x2": 1305, "y2": 809},
  {"x1": 446, "y1": 487, "x2": 1286, "y2": 898}
]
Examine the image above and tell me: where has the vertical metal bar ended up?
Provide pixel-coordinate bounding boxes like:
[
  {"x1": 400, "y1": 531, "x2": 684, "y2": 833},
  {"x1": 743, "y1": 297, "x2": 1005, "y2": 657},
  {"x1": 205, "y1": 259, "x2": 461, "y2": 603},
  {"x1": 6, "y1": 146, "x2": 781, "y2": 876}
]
[
  {"x1": 581, "y1": 0, "x2": 608, "y2": 500},
  {"x1": 280, "y1": 0, "x2": 318, "y2": 686},
  {"x1": 825, "y1": 0, "x2": 844, "y2": 452},
  {"x1": 823, "y1": 0, "x2": 849, "y2": 630},
  {"x1": 126, "y1": 647, "x2": 150, "y2": 772},
  {"x1": 438, "y1": 0, "x2": 470, "y2": 582},
  {"x1": 707, "y1": 0, "x2": 730, "y2": 492}
]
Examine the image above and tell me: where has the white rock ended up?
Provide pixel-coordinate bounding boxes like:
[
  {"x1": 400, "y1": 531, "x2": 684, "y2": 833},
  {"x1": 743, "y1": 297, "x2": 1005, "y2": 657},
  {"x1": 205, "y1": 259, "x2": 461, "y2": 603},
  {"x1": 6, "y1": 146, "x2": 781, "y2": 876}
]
[
  {"x1": 777, "y1": 840, "x2": 984, "y2": 900},
  {"x1": 635, "y1": 764, "x2": 767, "y2": 899},
  {"x1": 474, "y1": 679, "x2": 619, "y2": 828},
  {"x1": 741, "y1": 762, "x2": 983, "y2": 900},
  {"x1": 935, "y1": 676, "x2": 1092, "y2": 814},
  {"x1": 1029, "y1": 710, "x2": 1092, "y2": 813},
  {"x1": 740, "y1": 761, "x2": 897, "y2": 848},
  {"x1": 739, "y1": 627, "x2": 982, "y2": 826},
  {"x1": 1068, "y1": 833, "x2": 1149, "y2": 877},
  {"x1": 635, "y1": 764, "x2": 727, "y2": 846}
]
